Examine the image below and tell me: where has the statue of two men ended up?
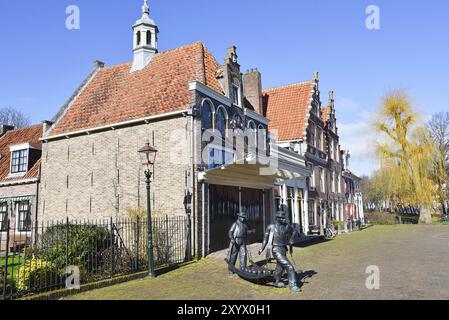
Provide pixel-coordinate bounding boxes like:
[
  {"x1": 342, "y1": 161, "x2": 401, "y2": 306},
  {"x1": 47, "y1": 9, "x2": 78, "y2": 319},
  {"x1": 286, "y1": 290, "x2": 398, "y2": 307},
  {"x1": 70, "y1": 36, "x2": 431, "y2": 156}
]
[
  {"x1": 259, "y1": 210, "x2": 300, "y2": 292},
  {"x1": 226, "y1": 210, "x2": 300, "y2": 293}
]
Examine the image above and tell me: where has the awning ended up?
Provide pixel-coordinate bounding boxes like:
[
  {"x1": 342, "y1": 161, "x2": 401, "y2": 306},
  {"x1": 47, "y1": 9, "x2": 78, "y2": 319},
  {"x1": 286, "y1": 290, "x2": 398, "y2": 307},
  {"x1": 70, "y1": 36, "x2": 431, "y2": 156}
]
[{"x1": 201, "y1": 155, "x2": 308, "y2": 189}]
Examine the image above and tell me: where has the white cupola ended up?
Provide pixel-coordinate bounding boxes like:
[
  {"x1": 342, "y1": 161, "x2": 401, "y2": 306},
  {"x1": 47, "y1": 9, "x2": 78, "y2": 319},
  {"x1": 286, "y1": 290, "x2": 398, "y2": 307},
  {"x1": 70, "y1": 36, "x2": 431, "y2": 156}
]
[{"x1": 131, "y1": 0, "x2": 159, "y2": 72}]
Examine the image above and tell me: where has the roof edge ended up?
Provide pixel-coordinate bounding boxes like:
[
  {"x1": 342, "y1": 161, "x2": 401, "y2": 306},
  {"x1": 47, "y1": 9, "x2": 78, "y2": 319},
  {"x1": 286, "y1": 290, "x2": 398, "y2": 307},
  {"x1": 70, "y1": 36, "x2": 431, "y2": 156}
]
[
  {"x1": 262, "y1": 80, "x2": 314, "y2": 93},
  {"x1": 47, "y1": 62, "x2": 105, "y2": 138}
]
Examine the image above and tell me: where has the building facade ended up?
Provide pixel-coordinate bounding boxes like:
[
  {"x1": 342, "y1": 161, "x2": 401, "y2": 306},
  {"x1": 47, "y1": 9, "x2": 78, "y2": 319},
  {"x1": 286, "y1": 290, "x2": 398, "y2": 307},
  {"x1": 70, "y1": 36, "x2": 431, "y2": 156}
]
[
  {"x1": 0, "y1": 124, "x2": 42, "y2": 250},
  {"x1": 263, "y1": 74, "x2": 358, "y2": 234},
  {"x1": 38, "y1": 2, "x2": 309, "y2": 257}
]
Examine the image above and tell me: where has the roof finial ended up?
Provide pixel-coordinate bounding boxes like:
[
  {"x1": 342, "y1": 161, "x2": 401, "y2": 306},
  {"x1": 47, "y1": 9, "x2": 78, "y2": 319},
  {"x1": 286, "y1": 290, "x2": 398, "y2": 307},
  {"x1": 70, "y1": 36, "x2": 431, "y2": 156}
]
[{"x1": 142, "y1": 0, "x2": 149, "y2": 15}]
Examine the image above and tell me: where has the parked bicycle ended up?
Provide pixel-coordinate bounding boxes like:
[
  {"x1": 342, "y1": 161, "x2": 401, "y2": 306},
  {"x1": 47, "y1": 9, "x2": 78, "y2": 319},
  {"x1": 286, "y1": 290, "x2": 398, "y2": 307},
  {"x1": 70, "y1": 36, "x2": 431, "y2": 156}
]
[{"x1": 324, "y1": 224, "x2": 337, "y2": 240}]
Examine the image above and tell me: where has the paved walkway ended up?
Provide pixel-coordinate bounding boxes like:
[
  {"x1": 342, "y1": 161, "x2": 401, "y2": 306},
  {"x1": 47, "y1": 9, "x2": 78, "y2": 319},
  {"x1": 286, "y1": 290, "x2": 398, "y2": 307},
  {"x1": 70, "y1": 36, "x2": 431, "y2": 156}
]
[{"x1": 68, "y1": 225, "x2": 449, "y2": 300}]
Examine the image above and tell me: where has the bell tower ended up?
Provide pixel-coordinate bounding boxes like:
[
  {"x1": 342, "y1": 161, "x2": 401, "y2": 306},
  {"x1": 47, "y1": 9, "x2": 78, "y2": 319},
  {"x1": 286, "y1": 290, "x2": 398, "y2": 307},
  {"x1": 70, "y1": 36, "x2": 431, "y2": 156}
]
[{"x1": 131, "y1": 0, "x2": 159, "y2": 72}]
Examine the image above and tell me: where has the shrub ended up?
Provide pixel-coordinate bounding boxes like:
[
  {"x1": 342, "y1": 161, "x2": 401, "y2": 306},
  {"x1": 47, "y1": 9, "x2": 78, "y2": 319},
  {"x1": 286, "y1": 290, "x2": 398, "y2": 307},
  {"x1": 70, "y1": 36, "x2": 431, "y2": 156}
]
[
  {"x1": 39, "y1": 224, "x2": 112, "y2": 272},
  {"x1": 365, "y1": 211, "x2": 397, "y2": 225},
  {"x1": 99, "y1": 247, "x2": 136, "y2": 276},
  {"x1": 16, "y1": 258, "x2": 60, "y2": 292},
  {"x1": 0, "y1": 267, "x2": 4, "y2": 292}
]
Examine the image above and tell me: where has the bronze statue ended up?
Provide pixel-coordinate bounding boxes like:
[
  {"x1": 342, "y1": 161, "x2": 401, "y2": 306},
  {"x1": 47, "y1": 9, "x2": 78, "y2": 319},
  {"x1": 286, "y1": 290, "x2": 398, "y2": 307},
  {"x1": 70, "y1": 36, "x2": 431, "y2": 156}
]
[
  {"x1": 259, "y1": 210, "x2": 300, "y2": 292},
  {"x1": 227, "y1": 212, "x2": 249, "y2": 274}
]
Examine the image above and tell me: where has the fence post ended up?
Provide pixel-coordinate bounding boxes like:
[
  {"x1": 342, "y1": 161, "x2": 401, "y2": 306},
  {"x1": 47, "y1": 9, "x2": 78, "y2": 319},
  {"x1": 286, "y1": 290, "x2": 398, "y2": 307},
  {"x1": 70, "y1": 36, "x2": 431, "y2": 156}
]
[
  {"x1": 136, "y1": 217, "x2": 140, "y2": 271},
  {"x1": 110, "y1": 217, "x2": 115, "y2": 276},
  {"x1": 185, "y1": 214, "x2": 192, "y2": 262},
  {"x1": 2, "y1": 218, "x2": 11, "y2": 300}
]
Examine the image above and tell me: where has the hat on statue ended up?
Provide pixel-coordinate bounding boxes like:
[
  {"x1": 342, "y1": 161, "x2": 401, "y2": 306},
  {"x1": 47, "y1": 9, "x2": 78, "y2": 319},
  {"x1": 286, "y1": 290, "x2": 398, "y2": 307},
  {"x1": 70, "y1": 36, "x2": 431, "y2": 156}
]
[
  {"x1": 276, "y1": 210, "x2": 287, "y2": 219},
  {"x1": 237, "y1": 212, "x2": 248, "y2": 219}
]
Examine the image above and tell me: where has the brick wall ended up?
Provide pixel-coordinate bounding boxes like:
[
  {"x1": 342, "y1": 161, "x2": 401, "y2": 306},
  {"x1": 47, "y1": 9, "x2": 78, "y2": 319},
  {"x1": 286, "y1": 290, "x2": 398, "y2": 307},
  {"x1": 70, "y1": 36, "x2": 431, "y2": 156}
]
[{"x1": 38, "y1": 116, "x2": 190, "y2": 222}]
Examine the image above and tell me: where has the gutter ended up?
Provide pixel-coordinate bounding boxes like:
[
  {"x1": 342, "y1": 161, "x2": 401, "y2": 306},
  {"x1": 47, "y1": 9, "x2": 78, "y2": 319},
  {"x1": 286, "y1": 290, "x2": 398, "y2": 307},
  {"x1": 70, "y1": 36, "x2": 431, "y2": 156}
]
[{"x1": 41, "y1": 109, "x2": 189, "y2": 142}]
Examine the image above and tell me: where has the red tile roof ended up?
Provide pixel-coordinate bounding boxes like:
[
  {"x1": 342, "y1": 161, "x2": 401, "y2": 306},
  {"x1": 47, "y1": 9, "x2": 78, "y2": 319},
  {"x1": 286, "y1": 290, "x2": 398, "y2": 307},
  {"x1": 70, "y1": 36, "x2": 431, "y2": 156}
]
[
  {"x1": 263, "y1": 82, "x2": 314, "y2": 141},
  {"x1": 50, "y1": 42, "x2": 223, "y2": 136},
  {"x1": 0, "y1": 124, "x2": 42, "y2": 183}
]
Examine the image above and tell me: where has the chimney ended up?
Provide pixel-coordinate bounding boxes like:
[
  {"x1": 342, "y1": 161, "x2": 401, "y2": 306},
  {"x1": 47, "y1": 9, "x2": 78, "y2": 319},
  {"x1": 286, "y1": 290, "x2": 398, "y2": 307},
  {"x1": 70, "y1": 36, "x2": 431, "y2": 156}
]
[
  {"x1": 42, "y1": 120, "x2": 53, "y2": 138},
  {"x1": 94, "y1": 60, "x2": 105, "y2": 70},
  {"x1": 243, "y1": 68, "x2": 263, "y2": 115},
  {"x1": 0, "y1": 125, "x2": 14, "y2": 137}
]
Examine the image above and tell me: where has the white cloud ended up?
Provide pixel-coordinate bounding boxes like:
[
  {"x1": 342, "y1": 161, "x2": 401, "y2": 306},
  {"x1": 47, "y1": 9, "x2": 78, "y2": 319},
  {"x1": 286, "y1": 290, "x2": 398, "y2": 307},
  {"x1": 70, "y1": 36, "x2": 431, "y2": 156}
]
[{"x1": 338, "y1": 111, "x2": 380, "y2": 176}]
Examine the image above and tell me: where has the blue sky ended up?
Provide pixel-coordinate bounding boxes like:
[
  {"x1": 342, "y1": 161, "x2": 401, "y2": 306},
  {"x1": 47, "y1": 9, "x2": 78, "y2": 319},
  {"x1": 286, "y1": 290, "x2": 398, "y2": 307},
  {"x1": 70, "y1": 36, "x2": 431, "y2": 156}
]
[{"x1": 0, "y1": 0, "x2": 448, "y2": 176}]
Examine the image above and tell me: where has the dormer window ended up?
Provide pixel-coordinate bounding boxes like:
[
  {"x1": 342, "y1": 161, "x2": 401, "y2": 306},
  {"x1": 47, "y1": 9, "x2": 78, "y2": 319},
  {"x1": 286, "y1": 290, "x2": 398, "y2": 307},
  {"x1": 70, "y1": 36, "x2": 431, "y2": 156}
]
[
  {"x1": 9, "y1": 143, "x2": 42, "y2": 176},
  {"x1": 11, "y1": 149, "x2": 28, "y2": 174}
]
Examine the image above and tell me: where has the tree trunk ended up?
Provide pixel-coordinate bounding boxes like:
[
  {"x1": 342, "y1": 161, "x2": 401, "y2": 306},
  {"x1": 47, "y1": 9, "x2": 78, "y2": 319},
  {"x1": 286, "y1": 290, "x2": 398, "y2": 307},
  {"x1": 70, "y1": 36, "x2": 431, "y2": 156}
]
[{"x1": 419, "y1": 206, "x2": 432, "y2": 224}]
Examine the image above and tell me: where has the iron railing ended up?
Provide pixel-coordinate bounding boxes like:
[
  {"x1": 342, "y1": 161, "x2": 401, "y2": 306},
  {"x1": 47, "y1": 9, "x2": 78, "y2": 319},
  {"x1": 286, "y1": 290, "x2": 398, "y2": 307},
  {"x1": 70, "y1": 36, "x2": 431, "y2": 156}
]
[{"x1": 0, "y1": 215, "x2": 191, "y2": 300}]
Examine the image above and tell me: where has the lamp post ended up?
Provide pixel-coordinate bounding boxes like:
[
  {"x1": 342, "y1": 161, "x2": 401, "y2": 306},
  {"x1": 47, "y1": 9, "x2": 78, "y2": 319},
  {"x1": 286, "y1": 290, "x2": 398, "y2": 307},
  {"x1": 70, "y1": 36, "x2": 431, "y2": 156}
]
[{"x1": 138, "y1": 142, "x2": 158, "y2": 278}]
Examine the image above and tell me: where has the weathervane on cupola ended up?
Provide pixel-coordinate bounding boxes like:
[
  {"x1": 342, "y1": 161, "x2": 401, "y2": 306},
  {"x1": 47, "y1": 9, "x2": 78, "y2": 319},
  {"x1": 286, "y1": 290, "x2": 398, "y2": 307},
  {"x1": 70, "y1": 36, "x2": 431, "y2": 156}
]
[{"x1": 131, "y1": 0, "x2": 159, "y2": 72}]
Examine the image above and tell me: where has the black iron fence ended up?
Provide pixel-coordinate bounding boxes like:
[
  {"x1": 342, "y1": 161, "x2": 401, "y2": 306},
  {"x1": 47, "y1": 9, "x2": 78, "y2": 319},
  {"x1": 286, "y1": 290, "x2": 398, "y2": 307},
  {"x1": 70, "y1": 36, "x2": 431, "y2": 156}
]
[{"x1": 0, "y1": 215, "x2": 191, "y2": 300}]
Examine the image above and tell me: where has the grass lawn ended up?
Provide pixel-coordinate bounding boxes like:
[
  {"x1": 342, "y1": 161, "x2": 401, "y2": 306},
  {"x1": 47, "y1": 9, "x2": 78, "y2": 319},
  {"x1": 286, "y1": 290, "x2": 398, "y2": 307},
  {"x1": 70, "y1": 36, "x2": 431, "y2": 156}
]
[
  {"x1": 69, "y1": 225, "x2": 431, "y2": 300},
  {"x1": 0, "y1": 256, "x2": 24, "y2": 282}
]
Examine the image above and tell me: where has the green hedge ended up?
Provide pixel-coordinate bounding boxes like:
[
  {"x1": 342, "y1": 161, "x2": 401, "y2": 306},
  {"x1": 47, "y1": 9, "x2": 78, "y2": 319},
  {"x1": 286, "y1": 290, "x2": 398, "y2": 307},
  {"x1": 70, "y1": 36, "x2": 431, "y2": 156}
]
[{"x1": 39, "y1": 224, "x2": 112, "y2": 272}]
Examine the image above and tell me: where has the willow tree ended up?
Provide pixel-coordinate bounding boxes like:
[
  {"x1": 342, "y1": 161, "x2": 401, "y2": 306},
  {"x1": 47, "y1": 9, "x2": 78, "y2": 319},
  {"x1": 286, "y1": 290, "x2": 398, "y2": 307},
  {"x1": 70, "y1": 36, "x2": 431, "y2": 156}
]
[{"x1": 375, "y1": 90, "x2": 435, "y2": 224}]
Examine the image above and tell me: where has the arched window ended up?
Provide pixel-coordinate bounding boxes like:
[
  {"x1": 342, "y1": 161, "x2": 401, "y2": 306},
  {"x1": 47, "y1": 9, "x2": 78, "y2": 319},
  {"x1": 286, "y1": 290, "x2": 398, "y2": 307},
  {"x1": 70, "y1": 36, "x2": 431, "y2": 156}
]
[
  {"x1": 136, "y1": 31, "x2": 141, "y2": 46},
  {"x1": 216, "y1": 106, "x2": 228, "y2": 138},
  {"x1": 201, "y1": 100, "x2": 214, "y2": 130},
  {"x1": 146, "y1": 31, "x2": 152, "y2": 46}
]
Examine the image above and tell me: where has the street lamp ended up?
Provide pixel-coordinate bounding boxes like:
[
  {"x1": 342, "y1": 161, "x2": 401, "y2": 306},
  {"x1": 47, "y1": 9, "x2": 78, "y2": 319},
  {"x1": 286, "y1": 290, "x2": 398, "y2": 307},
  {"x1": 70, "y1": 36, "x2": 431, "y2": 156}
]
[{"x1": 138, "y1": 142, "x2": 158, "y2": 278}]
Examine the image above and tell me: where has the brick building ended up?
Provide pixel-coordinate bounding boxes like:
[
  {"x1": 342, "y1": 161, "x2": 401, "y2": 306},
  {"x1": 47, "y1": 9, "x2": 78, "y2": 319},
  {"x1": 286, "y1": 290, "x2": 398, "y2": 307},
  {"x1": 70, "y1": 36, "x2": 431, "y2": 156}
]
[
  {"x1": 0, "y1": 124, "x2": 43, "y2": 249},
  {"x1": 38, "y1": 1, "x2": 308, "y2": 256},
  {"x1": 263, "y1": 74, "x2": 349, "y2": 234}
]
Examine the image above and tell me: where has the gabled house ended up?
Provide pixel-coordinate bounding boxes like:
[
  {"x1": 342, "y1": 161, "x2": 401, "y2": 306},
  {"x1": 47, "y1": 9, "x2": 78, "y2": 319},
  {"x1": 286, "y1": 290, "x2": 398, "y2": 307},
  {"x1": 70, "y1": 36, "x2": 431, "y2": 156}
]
[
  {"x1": 263, "y1": 73, "x2": 346, "y2": 234},
  {"x1": 342, "y1": 151, "x2": 365, "y2": 227},
  {"x1": 38, "y1": 1, "x2": 309, "y2": 257},
  {"x1": 0, "y1": 124, "x2": 42, "y2": 249}
]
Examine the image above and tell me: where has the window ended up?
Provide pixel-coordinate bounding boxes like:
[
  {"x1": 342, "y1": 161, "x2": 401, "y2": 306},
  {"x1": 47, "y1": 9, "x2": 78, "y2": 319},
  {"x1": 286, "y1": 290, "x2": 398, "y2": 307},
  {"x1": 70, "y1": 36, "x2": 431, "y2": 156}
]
[
  {"x1": 0, "y1": 202, "x2": 7, "y2": 232},
  {"x1": 274, "y1": 185, "x2": 282, "y2": 211},
  {"x1": 11, "y1": 149, "x2": 28, "y2": 174},
  {"x1": 309, "y1": 125, "x2": 315, "y2": 147},
  {"x1": 330, "y1": 172, "x2": 336, "y2": 193},
  {"x1": 308, "y1": 200, "x2": 315, "y2": 226},
  {"x1": 338, "y1": 174, "x2": 341, "y2": 193},
  {"x1": 232, "y1": 85, "x2": 240, "y2": 106},
  {"x1": 329, "y1": 139, "x2": 334, "y2": 160},
  {"x1": 319, "y1": 167, "x2": 325, "y2": 193},
  {"x1": 136, "y1": 31, "x2": 141, "y2": 46},
  {"x1": 258, "y1": 124, "x2": 268, "y2": 154},
  {"x1": 317, "y1": 128, "x2": 322, "y2": 150},
  {"x1": 146, "y1": 30, "x2": 151, "y2": 45},
  {"x1": 335, "y1": 143, "x2": 339, "y2": 162},
  {"x1": 201, "y1": 100, "x2": 213, "y2": 130},
  {"x1": 309, "y1": 164, "x2": 315, "y2": 189},
  {"x1": 216, "y1": 107, "x2": 227, "y2": 139},
  {"x1": 17, "y1": 201, "x2": 31, "y2": 232}
]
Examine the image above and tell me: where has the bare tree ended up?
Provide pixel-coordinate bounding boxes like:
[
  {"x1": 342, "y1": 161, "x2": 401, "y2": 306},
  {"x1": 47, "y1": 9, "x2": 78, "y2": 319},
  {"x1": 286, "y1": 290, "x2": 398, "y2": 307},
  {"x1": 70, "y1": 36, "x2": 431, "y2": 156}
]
[
  {"x1": 0, "y1": 106, "x2": 31, "y2": 129},
  {"x1": 428, "y1": 112, "x2": 449, "y2": 214}
]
